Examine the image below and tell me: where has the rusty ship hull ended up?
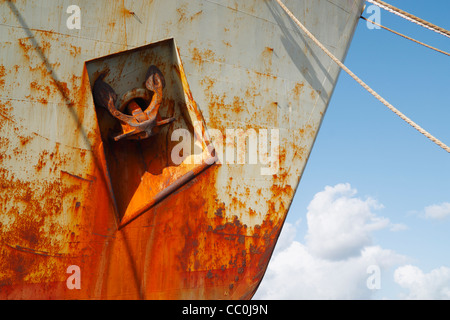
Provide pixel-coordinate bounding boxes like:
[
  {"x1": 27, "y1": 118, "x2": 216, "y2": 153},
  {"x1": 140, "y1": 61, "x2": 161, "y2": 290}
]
[{"x1": 0, "y1": 0, "x2": 364, "y2": 299}]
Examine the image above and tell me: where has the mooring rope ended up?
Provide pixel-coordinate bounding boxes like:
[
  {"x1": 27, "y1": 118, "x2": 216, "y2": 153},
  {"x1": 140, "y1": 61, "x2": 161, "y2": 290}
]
[
  {"x1": 366, "y1": 0, "x2": 450, "y2": 39},
  {"x1": 361, "y1": 16, "x2": 450, "y2": 57},
  {"x1": 274, "y1": 0, "x2": 450, "y2": 153}
]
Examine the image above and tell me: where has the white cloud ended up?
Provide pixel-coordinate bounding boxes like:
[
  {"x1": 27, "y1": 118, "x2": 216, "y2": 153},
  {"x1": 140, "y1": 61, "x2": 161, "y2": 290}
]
[
  {"x1": 394, "y1": 265, "x2": 450, "y2": 299},
  {"x1": 424, "y1": 202, "x2": 450, "y2": 220},
  {"x1": 305, "y1": 183, "x2": 389, "y2": 260},
  {"x1": 255, "y1": 237, "x2": 405, "y2": 299},
  {"x1": 254, "y1": 183, "x2": 406, "y2": 300}
]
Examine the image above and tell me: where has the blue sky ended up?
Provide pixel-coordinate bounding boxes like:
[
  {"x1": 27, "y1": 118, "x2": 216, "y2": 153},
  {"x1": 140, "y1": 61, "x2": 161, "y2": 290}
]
[{"x1": 255, "y1": 0, "x2": 450, "y2": 299}]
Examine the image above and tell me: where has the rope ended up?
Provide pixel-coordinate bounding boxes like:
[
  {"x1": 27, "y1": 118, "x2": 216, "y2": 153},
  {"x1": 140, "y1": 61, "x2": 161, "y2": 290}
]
[
  {"x1": 366, "y1": 0, "x2": 450, "y2": 39},
  {"x1": 361, "y1": 16, "x2": 450, "y2": 57},
  {"x1": 274, "y1": 0, "x2": 450, "y2": 153}
]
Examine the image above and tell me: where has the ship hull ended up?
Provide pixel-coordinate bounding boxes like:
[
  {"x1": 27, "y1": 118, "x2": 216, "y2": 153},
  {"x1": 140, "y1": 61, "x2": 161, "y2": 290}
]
[{"x1": 0, "y1": 0, "x2": 364, "y2": 299}]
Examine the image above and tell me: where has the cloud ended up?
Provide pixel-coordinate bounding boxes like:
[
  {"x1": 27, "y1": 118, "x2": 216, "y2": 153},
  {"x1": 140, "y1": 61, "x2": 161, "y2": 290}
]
[
  {"x1": 424, "y1": 202, "x2": 450, "y2": 220},
  {"x1": 255, "y1": 236, "x2": 405, "y2": 299},
  {"x1": 394, "y1": 265, "x2": 450, "y2": 299},
  {"x1": 305, "y1": 183, "x2": 389, "y2": 260},
  {"x1": 254, "y1": 184, "x2": 406, "y2": 300}
]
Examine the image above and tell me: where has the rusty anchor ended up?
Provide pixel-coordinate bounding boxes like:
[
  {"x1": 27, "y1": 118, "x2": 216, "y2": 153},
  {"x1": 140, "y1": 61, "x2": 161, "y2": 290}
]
[{"x1": 93, "y1": 65, "x2": 175, "y2": 141}]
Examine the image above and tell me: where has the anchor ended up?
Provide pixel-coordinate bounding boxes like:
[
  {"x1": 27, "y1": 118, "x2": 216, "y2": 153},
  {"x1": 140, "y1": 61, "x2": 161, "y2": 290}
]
[{"x1": 93, "y1": 65, "x2": 175, "y2": 141}]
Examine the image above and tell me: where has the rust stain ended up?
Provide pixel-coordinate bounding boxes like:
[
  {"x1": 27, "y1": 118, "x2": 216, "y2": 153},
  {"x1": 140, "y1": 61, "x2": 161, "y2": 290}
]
[
  {"x1": 190, "y1": 10, "x2": 203, "y2": 21},
  {"x1": 57, "y1": 81, "x2": 71, "y2": 102},
  {"x1": 232, "y1": 96, "x2": 245, "y2": 113},
  {"x1": 293, "y1": 82, "x2": 305, "y2": 100},
  {"x1": 68, "y1": 44, "x2": 81, "y2": 58},
  {"x1": 18, "y1": 134, "x2": 33, "y2": 147},
  {"x1": 175, "y1": 6, "x2": 203, "y2": 23},
  {"x1": 260, "y1": 47, "x2": 274, "y2": 74},
  {"x1": 29, "y1": 81, "x2": 52, "y2": 98},
  {"x1": 0, "y1": 65, "x2": 5, "y2": 90},
  {"x1": 190, "y1": 47, "x2": 223, "y2": 66},
  {"x1": 176, "y1": 3, "x2": 188, "y2": 23},
  {"x1": 17, "y1": 38, "x2": 32, "y2": 61},
  {"x1": 200, "y1": 77, "x2": 215, "y2": 94}
]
